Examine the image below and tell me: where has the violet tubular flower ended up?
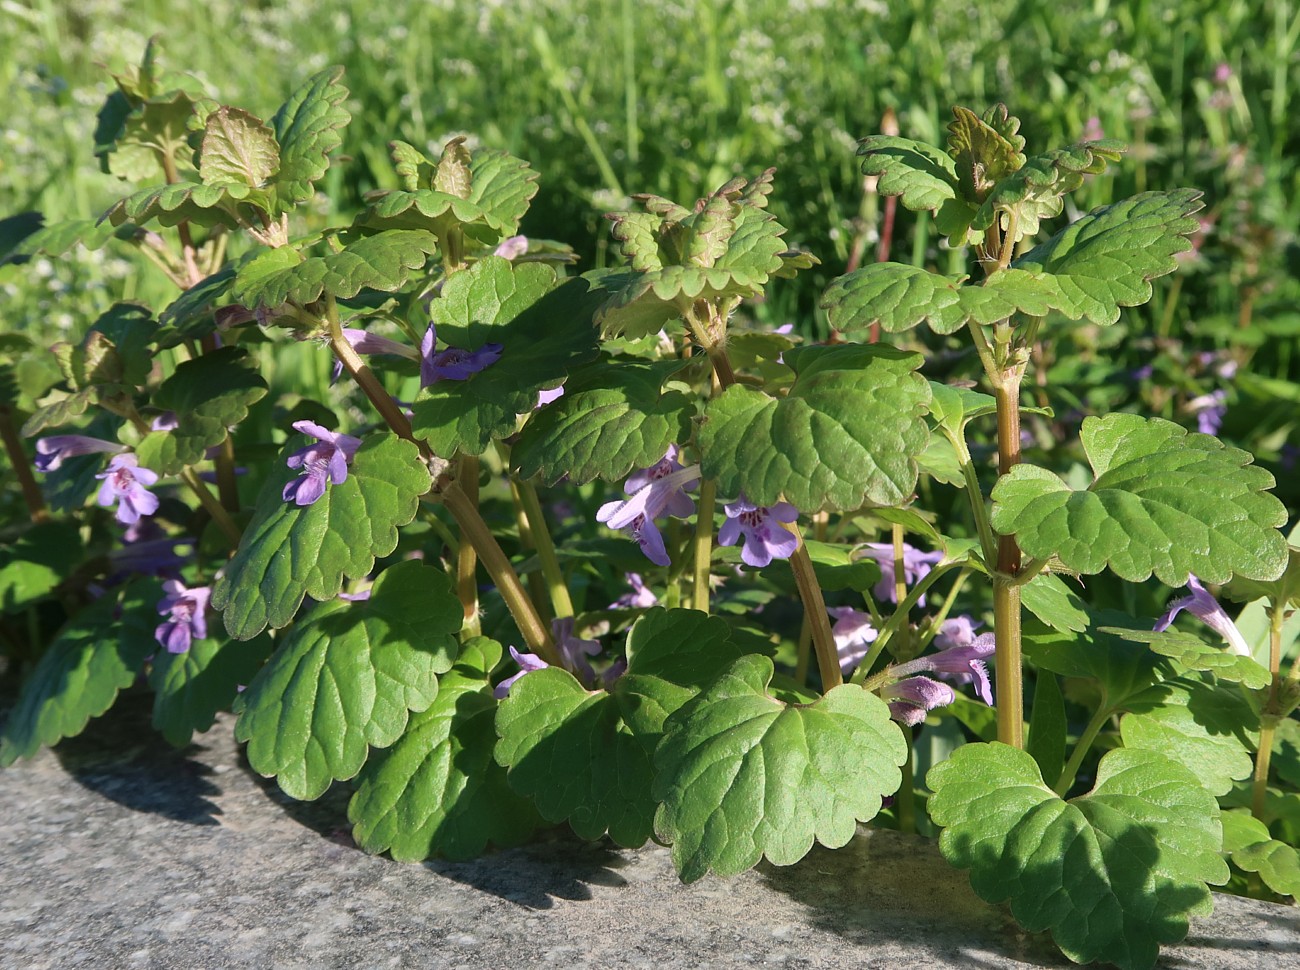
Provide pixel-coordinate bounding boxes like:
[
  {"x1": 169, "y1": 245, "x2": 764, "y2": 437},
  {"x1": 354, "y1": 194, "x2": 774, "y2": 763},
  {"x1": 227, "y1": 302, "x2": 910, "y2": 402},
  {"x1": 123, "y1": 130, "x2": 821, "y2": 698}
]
[
  {"x1": 893, "y1": 633, "x2": 996, "y2": 706},
  {"x1": 860, "y1": 542, "x2": 944, "y2": 605},
  {"x1": 881, "y1": 676, "x2": 956, "y2": 727},
  {"x1": 553, "y1": 616, "x2": 602, "y2": 683},
  {"x1": 1155, "y1": 576, "x2": 1252, "y2": 657},
  {"x1": 610, "y1": 572, "x2": 658, "y2": 610},
  {"x1": 282, "y1": 421, "x2": 362, "y2": 506},
  {"x1": 719, "y1": 494, "x2": 799, "y2": 568},
  {"x1": 597, "y1": 447, "x2": 701, "y2": 567},
  {"x1": 332, "y1": 328, "x2": 418, "y2": 383},
  {"x1": 35, "y1": 434, "x2": 125, "y2": 473},
  {"x1": 154, "y1": 580, "x2": 211, "y2": 654},
  {"x1": 493, "y1": 646, "x2": 550, "y2": 699},
  {"x1": 420, "y1": 323, "x2": 503, "y2": 386},
  {"x1": 95, "y1": 453, "x2": 160, "y2": 525},
  {"x1": 828, "y1": 606, "x2": 878, "y2": 675}
]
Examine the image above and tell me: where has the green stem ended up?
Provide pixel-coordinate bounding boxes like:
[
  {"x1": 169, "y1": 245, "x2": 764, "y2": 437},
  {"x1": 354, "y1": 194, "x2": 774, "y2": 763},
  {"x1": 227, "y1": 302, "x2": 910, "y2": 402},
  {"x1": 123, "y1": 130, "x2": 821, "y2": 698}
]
[
  {"x1": 691, "y1": 477, "x2": 717, "y2": 612},
  {"x1": 851, "y1": 561, "x2": 963, "y2": 684},
  {"x1": 514, "y1": 476, "x2": 573, "y2": 620},
  {"x1": 993, "y1": 576, "x2": 1024, "y2": 749},
  {"x1": 917, "y1": 568, "x2": 971, "y2": 651},
  {"x1": 456, "y1": 456, "x2": 482, "y2": 638},
  {"x1": 0, "y1": 405, "x2": 47, "y2": 523},
  {"x1": 1054, "y1": 702, "x2": 1111, "y2": 796},
  {"x1": 957, "y1": 442, "x2": 998, "y2": 569},
  {"x1": 179, "y1": 467, "x2": 241, "y2": 548},
  {"x1": 789, "y1": 524, "x2": 842, "y2": 689},
  {"x1": 1253, "y1": 601, "x2": 1287, "y2": 819}
]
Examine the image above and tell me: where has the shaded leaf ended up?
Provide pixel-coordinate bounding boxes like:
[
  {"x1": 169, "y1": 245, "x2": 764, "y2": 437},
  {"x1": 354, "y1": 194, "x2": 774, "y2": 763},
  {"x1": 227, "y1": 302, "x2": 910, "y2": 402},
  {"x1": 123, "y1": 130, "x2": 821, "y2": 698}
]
[
  {"x1": 1101, "y1": 627, "x2": 1272, "y2": 689},
  {"x1": 149, "y1": 634, "x2": 273, "y2": 747}
]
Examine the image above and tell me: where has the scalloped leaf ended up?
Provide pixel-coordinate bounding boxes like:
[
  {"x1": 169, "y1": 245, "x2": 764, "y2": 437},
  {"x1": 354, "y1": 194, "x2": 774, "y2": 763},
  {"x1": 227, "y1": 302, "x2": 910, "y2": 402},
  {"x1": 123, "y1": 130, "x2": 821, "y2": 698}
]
[
  {"x1": 652, "y1": 654, "x2": 906, "y2": 882},
  {"x1": 858, "y1": 136, "x2": 960, "y2": 213},
  {"x1": 22, "y1": 386, "x2": 127, "y2": 437},
  {"x1": 1012, "y1": 190, "x2": 1204, "y2": 325},
  {"x1": 957, "y1": 268, "x2": 1072, "y2": 324},
  {"x1": 4, "y1": 217, "x2": 135, "y2": 264},
  {"x1": 1021, "y1": 572, "x2": 1089, "y2": 633},
  {"x1": 149, "y1": 634, "x2": 273, "y2": 747},
  {"x1": 155, "y1": 264, "x2": 237, "y2": 349},
  {"x1": 234, "y1": 560, "x2": 461, "y2": 800},
  {"x1": 495, "y1": 609, "x2": 736, "y2": 847},
  {"x1": 349, "y1": 637, "x2": 540, "y2": 861},
  {"x1": 947, "y1": 105, "x2": 1026, "y2": 201},
  {"x1": 465, "y1": 149, "x2": 539, "y2": 236},
  {"x1": 991, "y1": 414, "x2": 1288, "y2": 586},
  {"x1": 973, "y1": 141, "x2": 1125, "y2": 242},
  {"x1": 820, "y1": 263, "x2": 966, "y2": 336},
  {"x1": 700, "y1": 344, "x2": 931, "y2": 511},
  {"x1": 1025, "y1": 615, "x2": 1163, "y2": 709},
  {"x1": 270, "y1": 67, "x2": 350, "y2": 208},
  {"x1": 1120, "y1": 680, "x2": 1257, "y2": 796},
  {"x1": 199, "y1": 106, "x2": 279, "y2": 190},
  {"x1": 1100, "y1": 627, "x2": 1272, "y2": 689},
  {"x1": 211, "y1": 433, "x2": 431, "y2": 639},
  {"x1": 104, "y1": 180, "x2": 246, "y2": 230},
  {"x1": 136, "y1": 347, "x2": 268, "y2": 474},
  {"x1": 928, "y1": 743, "x2": 1228, "y2": 970},
  {"x1": 231, "y1": 230, "x2": 440, "y2": 309},
  {"x1": 0, "y1": 580, "x2": 162, "y2": 766},
  {"x1": 511, "y1": 358, "x2": 694, "y2": 484},
  {"x1": 0, "y1": 521, "x2": 83, "y2": 613},
  {"x1": 1233, "y1": 837, "x2": 1300, "y2": 899},
  {"x1": 410, "y1": 257, "x2": 601, "y2": 457}
]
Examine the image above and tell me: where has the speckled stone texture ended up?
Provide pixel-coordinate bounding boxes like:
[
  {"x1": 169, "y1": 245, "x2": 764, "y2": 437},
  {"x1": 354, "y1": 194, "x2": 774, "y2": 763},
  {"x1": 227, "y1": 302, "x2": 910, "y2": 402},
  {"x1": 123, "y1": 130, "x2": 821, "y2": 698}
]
[{"x1": 1, "y1": 691, "x2": 1297, "y2": 970}]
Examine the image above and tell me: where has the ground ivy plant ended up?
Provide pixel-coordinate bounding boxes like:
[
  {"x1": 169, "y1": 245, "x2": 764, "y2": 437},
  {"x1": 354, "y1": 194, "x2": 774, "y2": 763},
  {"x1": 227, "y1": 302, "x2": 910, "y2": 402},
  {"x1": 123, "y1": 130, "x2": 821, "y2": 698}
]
[{"x1": 1, "y1": 50, "x2": 1297, "y2": 970}]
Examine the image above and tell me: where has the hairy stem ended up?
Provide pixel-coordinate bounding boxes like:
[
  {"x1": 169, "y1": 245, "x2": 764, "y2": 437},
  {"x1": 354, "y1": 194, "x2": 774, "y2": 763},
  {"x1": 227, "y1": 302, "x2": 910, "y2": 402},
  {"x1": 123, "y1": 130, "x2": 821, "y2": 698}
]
[
  {"x1": 456, "y1": 456, "x2": 482, "y2": 637},
  {"x1": 179, "y1": 467, "x2": 241, "y2": 548},
  {"x1": 0, "y1": 406, "x2": 48, "y2": 523},
  {"x1": 789, "y1": 524, "x2": 842, "y2": 689},
  {"x1": 691, "y1": 477, "x2": 717, "y2": 612},
  {"x1": 514, "y1": 476, "x2": 574, "y2": 620}
]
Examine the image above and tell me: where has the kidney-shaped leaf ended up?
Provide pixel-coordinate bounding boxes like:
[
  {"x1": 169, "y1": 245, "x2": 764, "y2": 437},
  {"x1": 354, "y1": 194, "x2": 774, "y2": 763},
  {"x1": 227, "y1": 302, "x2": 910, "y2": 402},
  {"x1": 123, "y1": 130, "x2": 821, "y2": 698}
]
[
  {"x1": 212, "y1": 433, "x2": 431, "y2": 639},
  {"x1": 991, "y1": 414, "x2": 1287, "y2": 586},
  {"x1": 653, "y1": 654, "x2": 906, "y2": 882},
  {"x1": 700, "y1": 344, "x2": 931, "y2": 511},
  {"x1": 234, "y1": 560, "x2": 462, "y2": 800},
  {"x1": 929, "y1": 743, "x2": 1228, "y2": 970},
  {"x1": 820, "y1": 263, "x2": 966, "y2": 336}
]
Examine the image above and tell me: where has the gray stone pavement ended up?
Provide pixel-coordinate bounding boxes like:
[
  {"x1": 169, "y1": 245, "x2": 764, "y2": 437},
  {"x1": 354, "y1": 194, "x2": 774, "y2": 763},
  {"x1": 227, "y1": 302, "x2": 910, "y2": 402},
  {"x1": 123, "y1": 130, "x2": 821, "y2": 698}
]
[{"x1": 1, "y1": 690, "x2": 1296, "y2": 970}]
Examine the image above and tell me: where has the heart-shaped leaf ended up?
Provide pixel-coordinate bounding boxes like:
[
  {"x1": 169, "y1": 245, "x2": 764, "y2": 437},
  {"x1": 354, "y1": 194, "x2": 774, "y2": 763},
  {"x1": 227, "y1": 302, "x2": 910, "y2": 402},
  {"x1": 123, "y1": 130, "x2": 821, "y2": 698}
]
[
  {"x1": 991, "y1": 414, "x2": 1288, "y2": 585},
  {"x1": 270, "y1": 67, "x2": 350, "y2": 209},
  {"x1": 700, "y1": 344, "x2": 931, "y2": 511},
  {"x1": 512, "y1": 358, "x2": 695, "y2": 484},
  {"x1": 349, "y1": 637, "x2": 540, "y2": 861},
  {"x1": 212, "y1": 433, "x2": 431, "y2": 639},
  {"x1": 234, "y1": 560, "x2": 462, "y2": 800},
  {"x1": 929, "y1": 743, "x2": 1229, "y2": 970},
  {"x1": 820, "y1": 263, "x2": 966, "y2": 336},
  {"x1": 653, "y1": 654, "x2": 906, "y2": 881}
]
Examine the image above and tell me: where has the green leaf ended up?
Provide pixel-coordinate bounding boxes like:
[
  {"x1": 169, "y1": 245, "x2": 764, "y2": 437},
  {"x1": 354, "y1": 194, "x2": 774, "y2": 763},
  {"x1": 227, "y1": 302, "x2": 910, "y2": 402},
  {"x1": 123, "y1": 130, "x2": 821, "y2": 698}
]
[
  {"x1": 0, "y1": 580, "x2": 162, "y2": 766},
  {"x1": 270, "y1": 67, "x2": 350, "y2": 209},
  {"x1": 212, "y1": 433, "x2": 431, "y2": 639},
  {"x1": 494, "y1": 609, "x2": 737, "y2": 847},
  {"x1": 1223, "y1": 543, "x2": 1300, "y2": 610},
  {"x1": 700, "y1": 344, "x2": 931, "y2": 511},
  {"x1": 149, "y1": 634, "x2": 273, "y2": 747},
  {"x1": 652, "y1": 654, "x2": 906, "y2": 881},
  {"x1": 973, "y1": 141, "x2": 1125, "y2": 243},
  {"x1": 89, "y1": 303, "x2": 155, "y2": 386},
  {"x1": 1100, "y1": 627, "x2": 1272, "y2": 689},
  {"x1": 0, "y1": 521, "x2": 83, "y2": 613},
  {"x1": 1012, "y1": 190, "x2": 1204, "y2": 325},
  {"x1": 136, "y1": 347, "x2": 268, "y2": 474},
  {"x1": 512, "y1": 358, "x2": 694, "y2": 484},
  {"x1": 928, "y1": 743, "x2": 1228, "y2": 970},
  {"x1": 199, "y1": 106, "x2": 279, "y2": 190},
  {"x1": 231, "y1": 230, "x2": 440, "y2": 309},
  {"x1": 1021, "y1": 573, "x2": 1089, "y2": 633},
  {"x1": 349, "y1": 637, "x2": 540, "y2": 861},
  {"x1": 464, "y1": 149, "x2": 539, "y2": 235},
  {"x1": 234, "y1": 560, "x2": 461, "y2": 800},
  {"x1": 946, "y1": 105, "x2": 1026, "y2": 201},
  {"x1": 1233, "y1": 838, "x2": 1300, "y2": 899},
  {"x1": 1024, "y1": 615, "x2": 1163, "y2": 709},
  {"x1": 5, "y1": 217, "x2": 133, "y2": 263},
  {"x1": 1120, "y1": 680, "x2": 1257, "y2": 796},
  {"x1": 1026, "y1": 670, "x2": 1066, "y2": 788},
  {"x1": 410, "y1": 257, "x2": 601, "y2": 456},
  {"x1": 820, "y1": 263, "x2": 966, "y2": 336},
  {"x1": 104, "y1": 181, "x2": 246, "y2": 231},
  {"x1": 857, "y1": 135, "x2": 960, "y2": 213},
  {"x1": 956, "y1": 268, "x2": 1072, "y2": 324},
  {"x1": 991, "y1": 414, "x2": 1288, "y2": 585},
  {"x1": 155, "y1": 264, "x2": 237, "y2": 350},
  {"x1": 766, "y1": 539, "x2": 882, "y2": 594}
]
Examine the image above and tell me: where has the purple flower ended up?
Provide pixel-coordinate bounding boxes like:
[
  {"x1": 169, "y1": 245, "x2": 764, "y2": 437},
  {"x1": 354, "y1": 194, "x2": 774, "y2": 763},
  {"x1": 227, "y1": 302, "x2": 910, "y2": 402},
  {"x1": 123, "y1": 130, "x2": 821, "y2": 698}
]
[
  {"x1": 154, "y1": 579, "x2": 211, "y2": 654},
  {"x1": 719, "y1": 493, "x2": 799, "y2": 568},
  {"x1": 881, "y1": 676, "x2": 956, "y2": 727},
  {"x1": 933, "y1": 615, "x2": 982, "y2": 651},
  {"x1": 601, "y1": 657, "x2": 628, "y2": 689},
  {"x1": 1155, "y1": 576, "x2": 1251, "y2": 657},
  {"x1": 893, "y1": 633, "x2": 995, "y2": 706},
  {"x1": 536, "y1": 385, "x2": 565, "y2": 408},
  {"x1": 1189, "y1": 390, "x2": 1227, "y2": 436},
  {"x1": 332, "y1": 328, "x2": 418, "y2": 383},
  {"x1": 420, "y1": 323, "x2": 503, "y2": 386},
  {"x1": 828, "y1": 606, "x2": 877, "y2": 675},
  {"x1": 282, "y1": 420, "x2": 362, "y2": 506},
  {"x1": 34, "y1": 434, "x2": 126, "y2": 473},
  {"x1": 553, "y1": 616, "x2": 602, "y2": 683},
  {"x1": 150, "y1": 411, "x2": 180, "y2": 432},
  {"x1": 95, "y1": 454, "x2": 160, "y2": 525},
  {"x1": 597, "y1": 448, "x2": 700, "y2": 566},
  {"x1": 1081, "y1": 116, "x2": 1105, "y2": 142},
  {"x1": 494, "y1": 646, "x2": 550, "y2": 699},
  {"x1": 610, "y1": 572, "x2": 658, "y2": 610},
  {"x1": 494, "y1": 235, "x2": 529, "y2": 259},
  {"x1": 860, "y1": 542, "x2": 944, "y2": 605}
]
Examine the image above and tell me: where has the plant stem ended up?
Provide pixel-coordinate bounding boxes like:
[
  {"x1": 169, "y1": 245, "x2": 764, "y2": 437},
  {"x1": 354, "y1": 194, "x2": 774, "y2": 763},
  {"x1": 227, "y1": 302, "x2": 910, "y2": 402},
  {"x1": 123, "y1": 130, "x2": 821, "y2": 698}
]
[
  {"x1": 897, "y1": 727, "x2": 915, "y2": 834},
  {"x1": 957, "y1": 442, "x2": 998, "y2": 569},
  {"x1": 0, "y1": 405, "x2": 48, "y2": 523},
  {"x1": 326, "y1": 301, "x2": 417, "y2": 441},
  {"x1": 1054, "y1": 702, "x2": 1111, "y2": 796},
  {"x1": 788, "y1": 524, "x2": 842, "y2": 689},
  {"x1": 440, "y1": 479, "x2": 560, "y2": 666},
  {"x1": 514, "y1": 476, "x2": 573, "y2": 620},
  {"x1": 456, "y1": 456, "x2": 482, "y2": 637},
  {"x1": 851, "y1": 561, "x2": 962, "y2": 684},
  {"x1": 179, "y1": 467, "x2": 241, "y2": 548},
  {"x1": 690, "y1": 478, "x2": 717, "y2": 612},
  {"x1": 992, "y1": 363, "x2": 1026, "y2": 749},
  {"x1": 1252, "y1": 600, "x2": 1287, "y2": 819}
]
